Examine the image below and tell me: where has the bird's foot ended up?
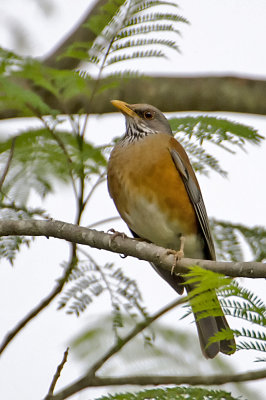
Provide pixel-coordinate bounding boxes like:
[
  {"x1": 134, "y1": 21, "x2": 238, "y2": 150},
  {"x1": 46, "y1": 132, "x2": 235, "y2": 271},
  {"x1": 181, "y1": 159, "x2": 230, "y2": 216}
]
[
  {"x1": 166, "y1": 249, "x2": 184, "y2": 275},
  {"x1": 107, "y1": 228, "x2": 127, "y2": 241},
  {"x1": 107, "y1": 229, "x2": 128, "y2": 245},
  {"x1": 167, "y1": 235, "x2": 186, "y2": 275},
  {"x1": 107, "y1": 229, "x2": 128, "y2": 258}
]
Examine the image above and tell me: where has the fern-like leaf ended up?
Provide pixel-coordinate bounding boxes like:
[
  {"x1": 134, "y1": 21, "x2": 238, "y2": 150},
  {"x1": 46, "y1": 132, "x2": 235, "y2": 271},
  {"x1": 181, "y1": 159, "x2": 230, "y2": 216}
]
[
  {"x1": 170, "y1": 115, "x2": 263, "y2": 151},
  {"x1": 110, "y1": 38, "x2": 180, "y2": 53},
  {"x1": 211, "y1": 219, "x2": 266, "y2": 262},
  {"x1": 59, "y1": 258, "x2": 148, "y2": 337},
  {"x1": 96, "y1": 386, "x2": 239, "y2": 400},
  {"x1": 0, "y1": 128, "x2": 106, "y2": 203},
  {"x1": 175, "y1": 133, "x2": 226, "y2": 175}
]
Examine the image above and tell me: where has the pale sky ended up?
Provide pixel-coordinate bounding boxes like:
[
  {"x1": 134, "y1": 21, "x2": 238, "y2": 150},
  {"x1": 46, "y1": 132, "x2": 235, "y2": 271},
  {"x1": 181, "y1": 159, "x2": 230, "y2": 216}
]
[{"x1": 0, "y1": 1, "x2": 266, "y2": 399}]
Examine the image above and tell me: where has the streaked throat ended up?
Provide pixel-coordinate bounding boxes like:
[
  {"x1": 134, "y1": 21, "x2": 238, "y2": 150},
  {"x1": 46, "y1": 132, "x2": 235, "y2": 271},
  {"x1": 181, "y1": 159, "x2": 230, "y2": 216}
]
[{"x1": 124, "y1": 119, "x2": 157, "y2": 143}]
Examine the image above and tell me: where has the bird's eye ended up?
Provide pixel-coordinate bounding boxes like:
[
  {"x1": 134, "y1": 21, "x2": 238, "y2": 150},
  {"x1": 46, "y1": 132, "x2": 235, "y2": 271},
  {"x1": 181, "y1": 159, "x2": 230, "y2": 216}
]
[{"x1": 143, "y1": 110, "x2": 154, "y2": 120}]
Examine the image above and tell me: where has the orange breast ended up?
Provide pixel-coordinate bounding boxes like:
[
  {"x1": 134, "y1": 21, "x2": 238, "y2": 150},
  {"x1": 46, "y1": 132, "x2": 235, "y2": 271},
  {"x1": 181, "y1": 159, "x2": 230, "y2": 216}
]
[{"x1": 108, "y1": 133, "x2": 201, "y2": 252}]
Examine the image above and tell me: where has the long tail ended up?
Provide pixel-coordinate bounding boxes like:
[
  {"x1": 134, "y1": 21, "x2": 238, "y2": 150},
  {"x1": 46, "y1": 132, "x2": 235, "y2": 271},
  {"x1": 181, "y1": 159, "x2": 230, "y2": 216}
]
[
  {"x1": 194, "y1": 313, "x2": 235, "y2": 359},
  {"x1": 151, "y1": 262, "x2": 235, "y2": 358}
]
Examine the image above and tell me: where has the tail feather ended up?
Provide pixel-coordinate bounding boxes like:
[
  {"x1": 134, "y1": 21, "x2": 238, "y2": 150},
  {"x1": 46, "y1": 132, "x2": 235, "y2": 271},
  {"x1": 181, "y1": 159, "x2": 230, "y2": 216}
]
[
  {"x1": 195, "y1": 316, "x2": 220, "y2": 358},
  {"x1": 150, "y1": 262, "x2": 235, "y2": 358},
  {"x1": 195, "y1": 314, "x2": 235, "y2": 359},
  {"x1": 151, "y1": 263, "x2": 236, "y2": 358},
  {"x1": 215, "y1": 315, "x2": 236, "y2": 355},
  {"x1": 190, "y1": 285, "x2": 236, "y2": 359}
]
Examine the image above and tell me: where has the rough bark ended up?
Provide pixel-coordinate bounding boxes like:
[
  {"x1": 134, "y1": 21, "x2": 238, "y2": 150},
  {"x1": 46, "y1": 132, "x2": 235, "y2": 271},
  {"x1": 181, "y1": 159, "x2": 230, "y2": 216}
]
[
  {"x1": 0, "y1": 219, "x2": 264, "y2": 278},
  {"x1": 2, "y1": 75, "x2": 266, "y2": 120}
]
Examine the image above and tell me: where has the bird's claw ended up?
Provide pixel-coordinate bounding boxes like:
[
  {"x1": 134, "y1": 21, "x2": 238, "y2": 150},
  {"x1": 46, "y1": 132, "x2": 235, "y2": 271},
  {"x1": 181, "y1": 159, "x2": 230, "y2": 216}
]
[
  {"x1": 107, "y1": 229, "x2": 127, "y2": 246},
  {"x1": 167, "y1": 235, "x2": 186, "y2": 275},
  {"x1": 166, "y1": 249, "x2": 184, "y2": 275}
]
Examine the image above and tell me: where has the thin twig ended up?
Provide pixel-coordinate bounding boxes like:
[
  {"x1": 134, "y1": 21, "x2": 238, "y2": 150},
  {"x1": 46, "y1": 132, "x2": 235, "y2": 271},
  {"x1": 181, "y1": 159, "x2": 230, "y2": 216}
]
[
  {"x1": 0, "y1": 254, "x2": 76, "y2": 355},
  {"x1": 40, "y1": 116, "x2": 78, "y2": 200},
  {"x1": 77, "y1": 248, "x2": 121, "y2": 337},
  {"x1": 0, "y1": 202, "x2": 49, "y2": 218},
  {"x1": 82, "y1": 174, "x2": 106, "y2": 209},
  {"x1": 0, "y1": 137, "x2": 16, "y2": 192},
  {"x1": 80, "y1": 0, "x2": 127, "y2": 140},
  {"x1": 87, "y1": 215, "x2": 120, "y2": 228},
  {"x1": 89, "y1": 297, "x2": 185, "y2": 375},
  {"x1": 67, "y1": 114, "x2": 80, "y2": 137},
  {"x1": 44, "y1": 297, "x2": 185, "y2": 400},
  {"x1": 47, "y1": 348, "x2": 69, "y2": 396}
]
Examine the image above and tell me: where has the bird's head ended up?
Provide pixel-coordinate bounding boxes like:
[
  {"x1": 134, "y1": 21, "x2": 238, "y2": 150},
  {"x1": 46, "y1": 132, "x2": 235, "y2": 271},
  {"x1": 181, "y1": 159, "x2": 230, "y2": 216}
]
[{"x1": 111, "y1": 100, "x2": 172, "y2": 141}]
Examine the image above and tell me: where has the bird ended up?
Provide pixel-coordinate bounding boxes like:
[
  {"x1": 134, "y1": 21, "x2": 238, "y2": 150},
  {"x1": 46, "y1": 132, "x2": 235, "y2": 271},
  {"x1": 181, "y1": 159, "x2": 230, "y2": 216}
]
[{"x1": 107, "y1": 99, "x2": 235, "y2": 358}]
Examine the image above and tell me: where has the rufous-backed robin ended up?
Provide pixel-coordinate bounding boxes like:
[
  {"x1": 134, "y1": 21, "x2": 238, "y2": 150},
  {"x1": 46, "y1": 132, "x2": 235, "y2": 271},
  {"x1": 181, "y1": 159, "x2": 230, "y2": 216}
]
[{"x1": 107, "y1": 100, "x2": 235, "y2": 358}]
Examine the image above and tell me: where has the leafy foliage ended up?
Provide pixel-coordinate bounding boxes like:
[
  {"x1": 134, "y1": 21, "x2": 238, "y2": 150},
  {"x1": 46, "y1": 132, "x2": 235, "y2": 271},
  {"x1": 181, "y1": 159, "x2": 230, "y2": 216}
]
[
  {"x1": 170, "y1": 115, "x2": 262, "y2": 148},
  {"x1": 58, "y1": 256, "x2": 148, "y2": 337},
  {"x1": 71, "y1": 314, "x2": 247, "y2": 395},
  {"x1": 219, "y1": 282, "x2": 266, "y2": 358},
  {"x1": 182, "y1": 267, "x2": 266, "y2": 359},
  {"x1": 96, "y1": 387, "x2": 239, "y2": 400},
  {"x1": 183, "y1": 266, "x2": 233, "y2": 322},
  {"x1": 170, "y1": 115, "x2": 263, "y2": 176},
  {"x1": 210, "y1": 219, "x2": 266, "y2": 262},
  {"x1": 175, "y1": 132, "x2": 227, "y2": 175},
  {"x1": 67, "y1": 0, "x2": 188, "y2": 71},
  {"x1": 0, "y1": 235, "x2": 31, "y2": 265},
  {"x1": 0, "y1": 206, "x2": 47, "y2": 263},
  {"x1": 1, "y1": 2, "x2": 266, "y2": 399},
  {"x1": 0, "y1": 128, "x2": 106, "y2": 201}
]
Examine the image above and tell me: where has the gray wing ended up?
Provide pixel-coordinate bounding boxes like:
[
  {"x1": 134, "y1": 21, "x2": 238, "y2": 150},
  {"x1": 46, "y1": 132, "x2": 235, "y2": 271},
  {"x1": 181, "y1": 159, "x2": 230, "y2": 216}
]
[{"x1": 170, "y1": 148, "x2": 216, "y2": 261}]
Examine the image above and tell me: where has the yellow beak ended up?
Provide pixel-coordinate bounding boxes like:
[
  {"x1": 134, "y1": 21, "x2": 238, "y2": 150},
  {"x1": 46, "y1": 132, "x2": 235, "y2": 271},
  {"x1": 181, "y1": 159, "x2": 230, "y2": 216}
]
[{"x1": 111, "y1": 100, "x2": 138, "y2": 118}]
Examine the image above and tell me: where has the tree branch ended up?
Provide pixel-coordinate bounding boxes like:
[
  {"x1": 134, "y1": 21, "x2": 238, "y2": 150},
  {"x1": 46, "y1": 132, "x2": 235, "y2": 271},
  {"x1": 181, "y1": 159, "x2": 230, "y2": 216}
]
[
  {"x1": 0, "y1": 250, "x2": 76, "y2": 355},
  {"x1": 46, "y1": 348, "x2": 69, "y2": 397},
  {"x1": 0, "y1": 219, "x2": 265, "y2": 278},
  {"x1": 89, "y1": 298, "x2": 185, "y2": 377},
  {"x1": 2, "y1": 75, "x2": 266, "y2": 121},
  {"x1": 43, "y1": 0, "x2": 110, "y2": 70},
  {"x1": 0, "y1": 137, "x2": 16, "y2": 191},
  {"x1": 45, "y1": 368, "x2": 266, "y2": 400},
  {"x1": 44, "y1": 297, "x2": 185, "y2": 400}
]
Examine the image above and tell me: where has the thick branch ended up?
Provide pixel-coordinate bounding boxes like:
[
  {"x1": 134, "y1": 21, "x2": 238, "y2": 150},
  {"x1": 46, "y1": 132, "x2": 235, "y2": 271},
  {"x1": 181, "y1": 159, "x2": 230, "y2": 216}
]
[
  {"x1": 2, "y1": 75, "x2": 266, "y2": 120},
  {"x1": 43, "y1": 0, "x2": 110, "y2": 70},
  {"x1": 2, "y1": 0, "x2": 266, "y2": 120},
  {"x1": 0, "y1": 219, "x2": 264, "y2": 278},
  {"x1": 45, "y1": 368, "x2": 266, "y2": 400}
]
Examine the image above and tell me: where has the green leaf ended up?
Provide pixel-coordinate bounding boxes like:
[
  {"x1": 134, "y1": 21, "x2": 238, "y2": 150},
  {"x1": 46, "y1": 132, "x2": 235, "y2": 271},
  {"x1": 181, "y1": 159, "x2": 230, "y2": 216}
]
[
  {"x1": 110, "y1": 38, "x2": 180, "y2": 53},
  {"x1": 175, "y1": 133, "x2": 226, "y2": 175},
  {"x1": 106, "y1": 49, "x2": 165, "y2": 66},
  {"x1": 135, "y1": 1, "x2": 180, "y2": 12},
  {"x1": 0, "y1": 128, "x2": 107, "y2": 203},
  {"x1": 84, "y1": 0, "x2": 188, "y2": 72},
  {"x1": 59, "y1": 260, "x2": 147, "y2": 329},
  {"x1": 211, "y1": 219, "x2": 266, "y2": 262},
  {"x1": 0, "y1": 235, "x2": 31, "y2": 264},
  {"x1": 170, "y1": 115, "x2": 263, "y2": 150},
  {"x1": 0, "y1": 76, "x2": 58, "y2": 118},
  {"x1": 183, "y1": 266, "x2": 232, "y2": 320},
  {"x1": 96, "y1": 386, "x2": 239, "y2": 400},
  {"x1": 83, "y1": 0, "x2": 124, "y2": 35},
  {"x1": 127, "y1": 13, "x2": 188, "y2": 27},
  {"x1": 0, "y1": 206, "x2": 46, "y2": 263}
]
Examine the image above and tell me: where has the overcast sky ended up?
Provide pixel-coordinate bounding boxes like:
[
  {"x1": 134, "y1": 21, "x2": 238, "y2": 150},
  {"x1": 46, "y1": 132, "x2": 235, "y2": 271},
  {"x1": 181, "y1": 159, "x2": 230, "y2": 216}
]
[{"x1": 0, "y1": 1, "x2": 266, "y2": 399}]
